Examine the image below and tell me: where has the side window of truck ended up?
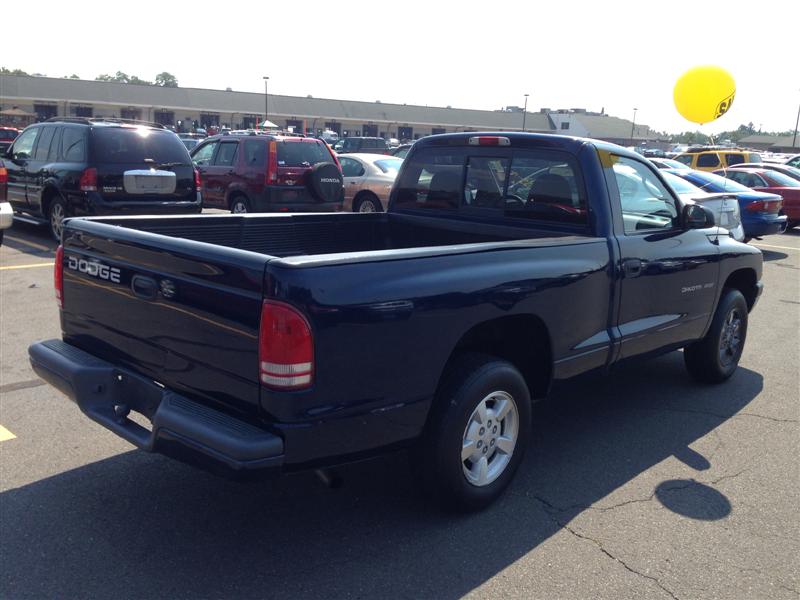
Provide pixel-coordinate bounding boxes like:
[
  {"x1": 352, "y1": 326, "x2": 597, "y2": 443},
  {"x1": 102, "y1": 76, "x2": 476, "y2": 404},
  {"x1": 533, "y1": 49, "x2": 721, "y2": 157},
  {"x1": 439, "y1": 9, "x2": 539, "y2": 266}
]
[{"x1": 611, "y1": 156, "x2": 678, "y2": 234}]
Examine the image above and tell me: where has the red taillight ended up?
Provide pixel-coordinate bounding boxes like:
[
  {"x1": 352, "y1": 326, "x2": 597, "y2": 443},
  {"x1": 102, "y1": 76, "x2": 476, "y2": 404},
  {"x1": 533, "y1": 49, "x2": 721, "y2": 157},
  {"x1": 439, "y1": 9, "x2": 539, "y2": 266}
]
[
  {"x1": 468, "y1": 136, "x2": 511, "y2": 146},
  {"x1": 324, "y1": 142, "x2": 342, "y2": 173},
  {"x1": 0, "y1": 166, "x2": 8, "y2": 185},
  {"x1": 194, "y1": 167, "x2": 201, "y2": 189},
  {"x1": 79, "y1": 168, "x2": 97, "y2": 192},
  {"x1": 54, "y1": 245, "x2": 64, "y2": 308},
  {"x1": 745, "y1": 199, "x2": 782, "y2": 214},
  {"x1": 266, "y1": 141, "x2": 278, "y2": 184},
  {"x1": 258, "y1": 300, "x2": 313, "y2": 390}
]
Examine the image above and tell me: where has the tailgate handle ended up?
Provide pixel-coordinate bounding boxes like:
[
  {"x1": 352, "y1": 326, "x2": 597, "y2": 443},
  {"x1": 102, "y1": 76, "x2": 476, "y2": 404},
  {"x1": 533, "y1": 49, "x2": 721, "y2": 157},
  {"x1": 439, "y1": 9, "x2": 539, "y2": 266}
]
[{"x1": 131, "y1": 275, "x2": 158, "y2": 300}]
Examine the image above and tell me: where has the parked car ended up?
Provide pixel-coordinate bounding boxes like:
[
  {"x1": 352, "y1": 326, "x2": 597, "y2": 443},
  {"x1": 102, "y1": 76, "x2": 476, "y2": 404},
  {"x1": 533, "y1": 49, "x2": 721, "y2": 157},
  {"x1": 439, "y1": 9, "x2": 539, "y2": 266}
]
[
  {"x1": 336, "y1": 137, "x2": 391, "y2": 155},
  {"x1": 190, "y1": 132, "x2": 343, "y2": 213},
  {"x1": 674, "y1": 147, "x2": 762, "y2": 171},
  {"x1": 339, "y1": 154, "x2": 403, "y2": 212},
  {"x1": 391, "y1": 144, "x2": 414, "y2": 159},
  {"x1": 660, "y1": 171, "x2": 744, "y2": 241},
  {"x1": 0, "y1": 127, "x2": 19, "y2": 154},
  {"x1": 0, "y1": 162, "x2": 11, "y2": 243},
  {"x1": 714, "y1": 167, "x2": 800, "y2": 230},
  {"x1": 665, "y1": 168, "x2": 787, "y2": 240},
  {"x1": 784, "y1": 154, "x2": 800, "y2": 168},
  {"x1": 648, "y1": 157, "x2": 691, "y2": 170},
  {"x1": 1, "y1": 118, "x2": 201, "y2": 240},
  {"x1": 30, "y1": 132, "x2": 764, "y2": 511},
  {"x1": 180, "y1": 138, "x2": 202, "y2": 151},
  {"x1": 731, "y1": 163, "x2": 800, "y2": 182}
]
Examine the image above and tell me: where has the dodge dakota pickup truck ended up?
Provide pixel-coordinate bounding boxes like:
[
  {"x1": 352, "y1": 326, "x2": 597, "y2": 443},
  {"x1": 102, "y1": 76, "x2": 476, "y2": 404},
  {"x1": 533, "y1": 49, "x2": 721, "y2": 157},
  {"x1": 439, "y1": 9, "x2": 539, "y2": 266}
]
[{"x1": 30, "y1": 133, "x2": 764, "y2": 511}]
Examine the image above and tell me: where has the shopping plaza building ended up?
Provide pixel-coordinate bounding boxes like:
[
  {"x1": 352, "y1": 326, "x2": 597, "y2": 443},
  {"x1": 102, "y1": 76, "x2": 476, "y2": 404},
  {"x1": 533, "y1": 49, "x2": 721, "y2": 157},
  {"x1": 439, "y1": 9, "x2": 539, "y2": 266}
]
[{"x1": 0, "y1": 74, "x2": 656, "y2": 145}]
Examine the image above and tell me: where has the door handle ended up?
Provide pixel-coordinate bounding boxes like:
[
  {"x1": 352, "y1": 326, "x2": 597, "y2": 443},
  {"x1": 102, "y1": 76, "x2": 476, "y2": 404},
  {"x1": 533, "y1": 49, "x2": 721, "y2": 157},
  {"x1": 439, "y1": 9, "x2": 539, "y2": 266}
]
[{"x1": 622, "y1": 258, "x2": 643, "y2": 278}]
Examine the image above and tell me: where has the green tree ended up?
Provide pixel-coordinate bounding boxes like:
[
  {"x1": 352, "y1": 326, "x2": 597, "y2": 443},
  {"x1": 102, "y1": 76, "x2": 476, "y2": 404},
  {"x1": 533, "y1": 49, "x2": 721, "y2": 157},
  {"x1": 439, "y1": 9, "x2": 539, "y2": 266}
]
[
  {"x1": 155, "y1": 72, "x2": 178, "y2": 87},
  {"x1": 0, "y1": 67, "x2": 30, "y2": 76}
]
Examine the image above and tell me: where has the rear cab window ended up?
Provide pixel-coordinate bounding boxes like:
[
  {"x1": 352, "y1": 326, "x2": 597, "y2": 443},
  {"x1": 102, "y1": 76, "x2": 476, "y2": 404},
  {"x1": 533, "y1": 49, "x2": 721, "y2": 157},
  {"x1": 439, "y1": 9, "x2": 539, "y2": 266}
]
[
  {"x1": 90, "y1": 127, "x2": 190, "y2": 165},
  {"x1": 393, "y1": 145, "x2": 588, "y2": 228}
]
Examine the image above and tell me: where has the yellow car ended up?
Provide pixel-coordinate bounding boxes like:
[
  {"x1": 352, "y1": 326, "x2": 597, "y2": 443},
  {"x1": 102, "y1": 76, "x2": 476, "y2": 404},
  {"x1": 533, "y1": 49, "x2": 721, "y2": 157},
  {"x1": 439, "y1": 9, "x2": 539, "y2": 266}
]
[{"x1": 674, "y1": 147, "x2": 762, "y2": 172}]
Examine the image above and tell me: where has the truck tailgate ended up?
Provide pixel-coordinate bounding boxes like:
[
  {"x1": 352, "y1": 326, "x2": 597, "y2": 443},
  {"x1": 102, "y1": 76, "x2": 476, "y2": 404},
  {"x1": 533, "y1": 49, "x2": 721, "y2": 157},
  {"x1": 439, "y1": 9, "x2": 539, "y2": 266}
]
[{"x1": 58, "y1": 218, "x2": 271, "y2": 417}]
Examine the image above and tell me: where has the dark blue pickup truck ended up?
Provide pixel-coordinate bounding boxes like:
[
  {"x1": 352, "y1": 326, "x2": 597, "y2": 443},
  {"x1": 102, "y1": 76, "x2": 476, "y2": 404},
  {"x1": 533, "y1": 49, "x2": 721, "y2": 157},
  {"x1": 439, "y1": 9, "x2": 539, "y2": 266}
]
[{"x1": 30, "y1": 133, "x2": 763, "y2": 510}]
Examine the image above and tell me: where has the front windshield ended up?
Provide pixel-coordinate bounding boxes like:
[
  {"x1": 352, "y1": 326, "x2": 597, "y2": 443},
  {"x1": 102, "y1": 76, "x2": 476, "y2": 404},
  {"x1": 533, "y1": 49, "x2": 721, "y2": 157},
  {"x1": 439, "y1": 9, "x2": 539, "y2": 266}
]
[{"x1": 686, "y1": 171, "x2": 753, "y2": 193}]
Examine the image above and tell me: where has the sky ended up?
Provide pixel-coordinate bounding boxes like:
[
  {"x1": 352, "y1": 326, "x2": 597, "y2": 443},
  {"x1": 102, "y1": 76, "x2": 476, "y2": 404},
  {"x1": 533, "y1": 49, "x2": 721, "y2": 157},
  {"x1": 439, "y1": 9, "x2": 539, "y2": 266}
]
[{"x1": 3, "y1": 0, "x2": 799, "y2": 135}]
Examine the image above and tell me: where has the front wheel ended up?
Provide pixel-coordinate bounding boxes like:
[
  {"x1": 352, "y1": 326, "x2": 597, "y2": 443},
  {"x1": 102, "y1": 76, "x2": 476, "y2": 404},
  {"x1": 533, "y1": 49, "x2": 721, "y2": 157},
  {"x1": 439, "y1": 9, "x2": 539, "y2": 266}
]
[
  {"x1": 684, "y1": 288, "x2": 748, "y2": 383},
  {"x1": 413, "y1": 353, "x2": 531, "y2": 511}
]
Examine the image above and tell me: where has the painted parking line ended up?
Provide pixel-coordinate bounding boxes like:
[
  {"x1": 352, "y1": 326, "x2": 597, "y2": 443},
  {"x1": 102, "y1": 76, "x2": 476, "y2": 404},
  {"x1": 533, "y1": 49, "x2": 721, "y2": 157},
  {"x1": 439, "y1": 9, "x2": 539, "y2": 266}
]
[
  {"x1": 3, "y1": 235, "x2": 51, "y2": 252},
  {"x1": 753, "y1": 243, "x2": 799, "y2": 252},
  {"x1": 0, "y1": 262, "x2": 54, "y2": 271},
  {"x1": 0, "y1": 424, "x2": 17, "y2": 442}
]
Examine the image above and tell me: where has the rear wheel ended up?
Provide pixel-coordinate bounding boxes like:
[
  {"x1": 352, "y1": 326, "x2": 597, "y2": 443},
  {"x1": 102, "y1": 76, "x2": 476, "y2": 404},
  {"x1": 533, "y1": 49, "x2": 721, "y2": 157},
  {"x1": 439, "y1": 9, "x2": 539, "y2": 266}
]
[
  {"x1": 684, "y1": 288, "x2": 748, "y2": 383},
  {"x1": 413, "y1": 353, "x2": 531, "y2": 511},
  {"x1": 48, "y1": 196, "x2": 67, "y2": 242},
  {"x1": 354, "y1": 193, "x2": 382, "y2": 213},
  {"x1": 230, "y1": 196, "x2": 250, "y2": 214}
]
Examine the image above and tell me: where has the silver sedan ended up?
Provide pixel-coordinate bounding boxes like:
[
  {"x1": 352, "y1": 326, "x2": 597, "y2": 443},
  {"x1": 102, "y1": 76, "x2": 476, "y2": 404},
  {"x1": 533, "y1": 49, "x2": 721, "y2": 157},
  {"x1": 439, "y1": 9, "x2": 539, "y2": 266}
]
[{"x1": 338, "y1": 154, "x2": 403, "y2": 212}]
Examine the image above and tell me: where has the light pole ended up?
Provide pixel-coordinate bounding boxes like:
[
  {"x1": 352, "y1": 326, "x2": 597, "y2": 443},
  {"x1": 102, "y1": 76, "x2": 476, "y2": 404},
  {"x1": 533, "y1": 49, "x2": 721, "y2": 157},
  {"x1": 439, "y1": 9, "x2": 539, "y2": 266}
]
[
  {"x1": 264, "y1": 75, "x2": 269, "y2": 129},
  {"x1": 793, "y1": 98, "x2": 800, "y2": 149},
  {"x1": 630, "y1": 108, "x2": 638, "y2": 144},
  {"x1": 522, "y1": 93, "x2": 529, "y2": 131}
]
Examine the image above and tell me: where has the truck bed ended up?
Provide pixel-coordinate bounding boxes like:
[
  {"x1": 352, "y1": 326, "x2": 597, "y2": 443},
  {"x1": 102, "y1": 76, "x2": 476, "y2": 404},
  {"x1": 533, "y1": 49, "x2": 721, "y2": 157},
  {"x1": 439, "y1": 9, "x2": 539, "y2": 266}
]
[{"x1": 92, "y1": 211, "x2": 582, "y2": 259}]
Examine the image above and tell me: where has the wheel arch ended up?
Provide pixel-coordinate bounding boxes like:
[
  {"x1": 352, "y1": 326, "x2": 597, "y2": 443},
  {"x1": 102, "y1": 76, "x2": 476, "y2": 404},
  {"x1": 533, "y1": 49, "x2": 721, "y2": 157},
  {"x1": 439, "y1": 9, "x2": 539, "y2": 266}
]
[
  {"x1": 226, "y1": 189, "x2": 249, "y2": 210},
  {"x1": 723, "y1": 268, "x2": 758, "y2": 311},
  {"x1": 40, "y1": 184, "x2": 63, "y2": 217},
  {"x1": 437, "y1": 314, "x2": 553, "y2": 403}
]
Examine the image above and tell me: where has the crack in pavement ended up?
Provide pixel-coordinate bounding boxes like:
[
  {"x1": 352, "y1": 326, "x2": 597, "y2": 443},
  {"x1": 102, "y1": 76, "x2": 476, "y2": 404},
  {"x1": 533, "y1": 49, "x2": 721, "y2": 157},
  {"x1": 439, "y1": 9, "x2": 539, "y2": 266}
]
[
  {"x1": 534, "y1": 470, "x2": 749, "y2": 516},
  {"x1": 633, "y1": 406, "x2": 799, "y2": 425},
  {"x1": 533, "y1": 495, "x2": 681, "y2": 600}
]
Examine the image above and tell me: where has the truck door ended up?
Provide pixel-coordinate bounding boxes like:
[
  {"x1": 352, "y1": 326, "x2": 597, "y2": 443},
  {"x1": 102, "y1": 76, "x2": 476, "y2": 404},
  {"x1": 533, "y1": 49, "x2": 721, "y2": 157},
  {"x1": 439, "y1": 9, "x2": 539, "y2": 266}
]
[
  {"x1": 608, "y1": 154, "x2": 720, "y2": 359},
  {"x1": 24, "y1": 125, "x2": 59, "y2": 214},
  {"x1": 4, "y1": 127, "x2": 39, "y2": 210}
]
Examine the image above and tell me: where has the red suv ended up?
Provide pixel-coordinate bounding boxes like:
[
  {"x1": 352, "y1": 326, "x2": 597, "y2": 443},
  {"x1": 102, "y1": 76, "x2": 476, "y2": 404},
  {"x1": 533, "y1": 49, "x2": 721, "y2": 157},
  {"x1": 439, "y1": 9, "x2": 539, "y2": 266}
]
[
  {"x1": 191, "y1": 133, "x2": 344, "y2": 213},
  {"x1": 0, "y1": 127, "x2": 19, "y2": 154}
]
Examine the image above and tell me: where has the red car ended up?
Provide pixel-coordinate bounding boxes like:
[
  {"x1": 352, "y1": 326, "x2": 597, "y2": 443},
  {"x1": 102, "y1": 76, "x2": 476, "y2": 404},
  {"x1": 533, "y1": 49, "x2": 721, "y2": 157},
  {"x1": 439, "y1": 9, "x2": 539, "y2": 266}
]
[
  {"x1": 0, "y1": 127, "x2": 19, "y2": 154},
  {"x1": 715, "y1": 167, "x2": 800, "y2": 230},
  {"x1": 191, "y1": 132, "x2": 344, "y2": 213}
]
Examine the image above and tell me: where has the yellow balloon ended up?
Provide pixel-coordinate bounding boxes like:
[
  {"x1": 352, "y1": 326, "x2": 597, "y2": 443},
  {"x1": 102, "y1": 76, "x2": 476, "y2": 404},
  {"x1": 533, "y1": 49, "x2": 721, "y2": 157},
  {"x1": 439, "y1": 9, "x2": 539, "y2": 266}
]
[{"x1": 673, "y1": 66, "x2": 736, "y2": 125}]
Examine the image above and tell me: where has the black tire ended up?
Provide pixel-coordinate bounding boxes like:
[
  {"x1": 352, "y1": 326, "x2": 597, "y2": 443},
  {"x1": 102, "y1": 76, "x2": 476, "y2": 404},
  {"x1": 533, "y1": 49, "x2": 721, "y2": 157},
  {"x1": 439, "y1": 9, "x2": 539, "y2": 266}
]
[
  {"x1": 413, "y1": 353, "x2": 531, "y2": 512},
  {"x1": 353, "y1": 193, "x2": 382, "y2": 213},
  {"x1": 229, "y1": 195, "x2": 250, "y2": 214},
  {"x1": 684, "y1": 289, "x2": 748, "y2": 384},
  {"x1": 48, "y1": 196, "x2": 67, "y2": 242},
  {"x1": 307, "y1": 162, "x2": 343, "y2": 203}
]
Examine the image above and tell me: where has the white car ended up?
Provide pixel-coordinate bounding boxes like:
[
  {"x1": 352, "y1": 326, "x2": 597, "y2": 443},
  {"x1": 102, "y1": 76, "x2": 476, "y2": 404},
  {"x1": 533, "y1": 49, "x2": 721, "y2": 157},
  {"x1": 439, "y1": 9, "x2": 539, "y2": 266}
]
[
  {"x1": 1, "y1": 200, "x2": 13, "y2": 245},
  {"x1": 661, "y1": 171, "x2": 745, "y2": 242}
]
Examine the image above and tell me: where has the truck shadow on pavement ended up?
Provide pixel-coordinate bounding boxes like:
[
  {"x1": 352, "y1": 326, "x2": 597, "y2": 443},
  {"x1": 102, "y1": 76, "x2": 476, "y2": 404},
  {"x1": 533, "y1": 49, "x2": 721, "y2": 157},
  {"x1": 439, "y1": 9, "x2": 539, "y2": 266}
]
[{"x1": 0, "y1": 353, "x2": 763, "y2": 599}]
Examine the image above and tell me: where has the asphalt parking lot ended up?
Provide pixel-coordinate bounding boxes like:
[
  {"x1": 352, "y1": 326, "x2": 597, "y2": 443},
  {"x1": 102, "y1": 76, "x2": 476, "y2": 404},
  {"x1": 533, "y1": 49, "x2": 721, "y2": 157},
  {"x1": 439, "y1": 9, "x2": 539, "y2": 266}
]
[{"x1": 1, "y1": 219, "x2": 798, "y2": 600}]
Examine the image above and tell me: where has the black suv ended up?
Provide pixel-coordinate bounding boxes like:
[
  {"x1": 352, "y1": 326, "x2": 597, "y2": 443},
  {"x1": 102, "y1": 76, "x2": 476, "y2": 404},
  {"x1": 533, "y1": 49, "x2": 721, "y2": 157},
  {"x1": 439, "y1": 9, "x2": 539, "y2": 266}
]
[
  {"x1": 191, "y1": 132, "x2": 343, "y2": 213},
  {"x1": 335, "y1": 137, "x2": 390, "y2": 155},
  {"x1": 1, "y1": 118, "x2": 201, "y2": 240}
]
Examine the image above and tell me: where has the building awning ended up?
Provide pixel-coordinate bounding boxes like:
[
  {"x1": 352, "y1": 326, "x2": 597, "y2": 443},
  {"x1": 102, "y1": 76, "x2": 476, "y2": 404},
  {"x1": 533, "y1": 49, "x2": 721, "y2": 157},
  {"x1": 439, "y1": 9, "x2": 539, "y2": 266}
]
[
  {"x1": 259, "y1": 119, "x2": 279, "y2": 128},
  {"x1": 0, "y1": 107, "x2": 37, "y2": 117}
]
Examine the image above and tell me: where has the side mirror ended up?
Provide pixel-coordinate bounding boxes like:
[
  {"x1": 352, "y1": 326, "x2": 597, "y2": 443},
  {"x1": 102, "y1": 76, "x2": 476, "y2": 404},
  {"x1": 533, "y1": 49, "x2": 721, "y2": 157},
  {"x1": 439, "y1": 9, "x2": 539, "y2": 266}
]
[{"x1": 683, "y1": 203, "x2": 715, "y2": 229}]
